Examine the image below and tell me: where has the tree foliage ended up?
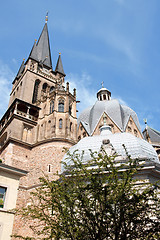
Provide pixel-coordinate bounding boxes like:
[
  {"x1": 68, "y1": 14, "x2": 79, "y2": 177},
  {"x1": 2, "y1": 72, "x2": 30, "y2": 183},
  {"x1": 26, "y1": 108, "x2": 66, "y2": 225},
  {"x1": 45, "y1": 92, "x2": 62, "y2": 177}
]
[{"x1": 14, "y1": 149, "x2": 160, "y2": 240}]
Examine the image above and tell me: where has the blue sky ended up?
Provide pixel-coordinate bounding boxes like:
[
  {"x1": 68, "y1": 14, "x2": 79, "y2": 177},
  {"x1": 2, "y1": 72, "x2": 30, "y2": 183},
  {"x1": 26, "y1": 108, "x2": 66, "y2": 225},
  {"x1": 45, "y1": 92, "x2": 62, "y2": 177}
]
[{"x1": 0, "y1": 0, "x2": 160, "y2": 131}]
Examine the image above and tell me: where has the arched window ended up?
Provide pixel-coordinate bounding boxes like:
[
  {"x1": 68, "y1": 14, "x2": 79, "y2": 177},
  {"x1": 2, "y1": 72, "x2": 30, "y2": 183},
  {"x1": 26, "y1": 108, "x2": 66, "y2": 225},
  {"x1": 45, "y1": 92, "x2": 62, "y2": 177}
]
[
  {"x1": 50, "y1": 86, "x2": 55, "y2": 93},
  {"x1": 134, "y1": 129, "x2": 138, "y2": 137},
  {"x1": 59, "y1": 119, "x2": 63, "y2": 129},
  {"x1": 42, "y1": 83, "x2": 48, "y2": 92},
  {"x1": 109, "y1": 124, "x2": 114, "y2": 133},
  {"x1": 58, "y1": 99, "x2": 64, "y2": 112},
  {"x1": 50, "y1": 100, "x2": 54, "y2": 114},
  {"x1": 128, "y1": 126, "x2": 132, "y2": 133},
  {"x1": 32, "y1": 79, "x2": 40, "y2": 103},
  {"x1": 83, "y1": 132, "x2": 86, "y2": 137}
]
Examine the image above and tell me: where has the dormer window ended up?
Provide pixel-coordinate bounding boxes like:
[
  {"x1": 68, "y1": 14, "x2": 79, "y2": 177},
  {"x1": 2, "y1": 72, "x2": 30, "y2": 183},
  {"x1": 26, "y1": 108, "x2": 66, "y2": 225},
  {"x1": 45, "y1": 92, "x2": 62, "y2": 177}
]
[
  {"x1": 58, "y1": 99, "x2": 64, "y2": 112},
  {"x1": 134, "y1": 129, "x2": 138, "y2": 137},
  {"x1": 128, "y1": 126, "x2": 132, "y2": 132}
]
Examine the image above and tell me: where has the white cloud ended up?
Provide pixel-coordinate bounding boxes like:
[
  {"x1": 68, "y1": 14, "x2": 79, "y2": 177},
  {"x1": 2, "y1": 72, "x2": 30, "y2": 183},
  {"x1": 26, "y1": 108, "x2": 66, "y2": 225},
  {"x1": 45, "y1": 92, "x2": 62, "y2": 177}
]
[
  {"x1": 66, "y1": 72, "x2": 96, "y2": 116},
  {"x1": 0, "y1": 60, "x2": 14, "y2": 118},
  {"x1": 66, "y1": 71, "x2": 130, "y2": 119}
]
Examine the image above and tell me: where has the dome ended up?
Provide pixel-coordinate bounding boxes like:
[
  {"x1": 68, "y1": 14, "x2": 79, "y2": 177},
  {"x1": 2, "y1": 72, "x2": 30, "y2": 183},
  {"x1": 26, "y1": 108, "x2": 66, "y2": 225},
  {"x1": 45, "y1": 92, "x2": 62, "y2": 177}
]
[
  {"x1": 62, "y1": 128, "x2": 159, "y2": 171},
  {"x1": 78, "y1": 98, "x2": 141, "y2": 135}
]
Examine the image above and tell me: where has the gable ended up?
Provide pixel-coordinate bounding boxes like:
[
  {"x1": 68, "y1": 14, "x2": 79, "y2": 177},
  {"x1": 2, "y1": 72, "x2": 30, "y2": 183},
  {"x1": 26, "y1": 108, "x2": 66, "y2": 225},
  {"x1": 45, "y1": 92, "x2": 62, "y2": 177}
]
[
  {"x1": 125, "y1": 116, "x2": 143, "y2": 139},
  {"x1": 92, "y1": 112, "x2": 122, "y2": 136}
]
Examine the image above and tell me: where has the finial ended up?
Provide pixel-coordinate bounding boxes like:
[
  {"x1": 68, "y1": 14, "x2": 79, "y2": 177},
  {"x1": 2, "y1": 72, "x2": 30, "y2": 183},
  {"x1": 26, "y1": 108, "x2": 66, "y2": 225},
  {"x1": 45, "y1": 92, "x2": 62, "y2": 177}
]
[
  {"x1": 59, "y1": 52, "x2": 61, "y2": 55},
  {"x1": 101, "y1": 81, "x2": 104, "y2": 87},
  {"x1": 45, "y1": 11, "x2": 49, "y2": 23},
  {"x1": 35, "y1": 39, "x2": 37, "y2": 42},
  {"x1": 143, "y1": 118, "x2": 147, "y2": 125},
  {"x1": 23, "y1": 58, "x2": 25, "y2": 62}
]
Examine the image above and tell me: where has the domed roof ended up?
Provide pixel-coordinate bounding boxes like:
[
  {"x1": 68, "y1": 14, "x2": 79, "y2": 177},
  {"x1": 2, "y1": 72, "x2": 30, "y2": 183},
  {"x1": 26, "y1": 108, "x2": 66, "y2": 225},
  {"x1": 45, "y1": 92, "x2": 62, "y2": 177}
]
[
  {"x1": 78, "y1": 98, "x2": 141, "y2": 135},
  {"x1": 63, "y1": 128, "x2": 159, "y2": 171}
]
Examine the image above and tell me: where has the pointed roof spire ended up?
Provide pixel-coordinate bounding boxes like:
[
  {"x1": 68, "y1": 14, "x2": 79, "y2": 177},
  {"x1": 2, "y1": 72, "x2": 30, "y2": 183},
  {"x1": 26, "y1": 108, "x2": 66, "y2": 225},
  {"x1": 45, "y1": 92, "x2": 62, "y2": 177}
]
[
  {"x1": 55, "y1": 53, "x2": 66, "y2": 76},
  {"x1": 12, "y1": 59, "x2": 25, "y2": 84},
  {"x1": 29, "y1": 16, "x2": 52, "y2": 69}
]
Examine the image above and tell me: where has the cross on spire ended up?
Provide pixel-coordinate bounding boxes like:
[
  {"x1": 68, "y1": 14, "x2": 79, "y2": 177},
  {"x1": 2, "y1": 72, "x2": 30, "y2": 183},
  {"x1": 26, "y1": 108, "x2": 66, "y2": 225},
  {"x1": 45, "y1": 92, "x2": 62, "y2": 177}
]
[
  {"x1": 45, "y1": 11, "x2": 49, "y2": 23},
  {"x1": 143, "y1": 118, "x2": 147, "y2": 125},
  {"x1": 101, "y1": 81, "x2": 104, "y2": 87}
]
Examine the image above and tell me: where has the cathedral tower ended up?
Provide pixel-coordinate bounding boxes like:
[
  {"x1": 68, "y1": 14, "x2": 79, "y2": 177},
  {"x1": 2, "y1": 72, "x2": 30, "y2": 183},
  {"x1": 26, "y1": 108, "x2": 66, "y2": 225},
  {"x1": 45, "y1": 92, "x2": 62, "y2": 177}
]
[{"x1": 0, "y1": 17, "x2": 77, "y2": 238}]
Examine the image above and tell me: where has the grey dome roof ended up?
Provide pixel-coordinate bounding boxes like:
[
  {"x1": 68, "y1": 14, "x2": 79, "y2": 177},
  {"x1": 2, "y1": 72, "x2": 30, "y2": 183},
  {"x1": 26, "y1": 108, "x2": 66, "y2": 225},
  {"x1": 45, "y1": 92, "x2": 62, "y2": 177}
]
[
  {"x1": 78, "y1": 99, "x2": 141, "y2": 135},
  {"x1": 63, "y1": 130, "x2": 159, "y2": 171}
]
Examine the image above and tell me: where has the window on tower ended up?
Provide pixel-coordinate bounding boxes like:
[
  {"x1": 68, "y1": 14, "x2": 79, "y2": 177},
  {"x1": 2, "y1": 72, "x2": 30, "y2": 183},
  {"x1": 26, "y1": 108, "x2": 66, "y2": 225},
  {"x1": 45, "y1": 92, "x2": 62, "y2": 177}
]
[
  {"x1": 70, "y1": 122, "x2": 72, "y2": 131},
  {"x1": 69, "y1": 105, "x2": 72, "y2": 115},
  {"x1": 50, "y1": 100, "x2": 54, "y2": 114},
  {"x1": 59, "y1": 119, "x2": 63, "y2": 129},
  {"x1": 50, "y1": 86, "x2": 55, "y2": 93},
  {"x1": 32, "y1": 79, "x2": 40, "y2": 103},
  {"x1": 58, "y1": 99, "x2": 64, "y2": 112},
  {"x1": 42, "y1": 83, "x2": 48, "y2": 92}
]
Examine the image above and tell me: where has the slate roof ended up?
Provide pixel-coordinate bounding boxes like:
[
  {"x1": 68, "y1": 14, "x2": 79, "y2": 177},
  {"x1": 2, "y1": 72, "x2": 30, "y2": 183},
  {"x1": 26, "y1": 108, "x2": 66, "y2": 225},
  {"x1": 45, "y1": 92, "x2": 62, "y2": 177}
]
[
  {"x1": 62, "y1": 129, "x2": 159, "y2": 171},
  {"x1": 55, "y1": 54, "x2": 65, "y2": 76},
  {"x1": 144, "y1": 126, "x2": 160, "y2": 144},
  {"x1": 29, "y1": 23, "x2": 52, "y2": 69},
  {"x1": 78, "y1": 99, "x2": 141, "y2": 135},
  {"x1": 12, "y1": 60, "x2": 25, "y2": 84}
]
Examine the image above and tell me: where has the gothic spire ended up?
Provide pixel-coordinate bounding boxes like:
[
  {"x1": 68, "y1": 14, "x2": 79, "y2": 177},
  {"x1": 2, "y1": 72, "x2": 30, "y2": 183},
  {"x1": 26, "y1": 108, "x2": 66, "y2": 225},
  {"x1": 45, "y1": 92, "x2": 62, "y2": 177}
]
[
  {"x1": 29, "y1": 17, "x2": 52, "y2": 69},
  {"x1": 55, "y1": 53, "x2": 65, "y2": 76},
  {"x1": 12, "y1": 59, "x2": 25, "y2": 84}
]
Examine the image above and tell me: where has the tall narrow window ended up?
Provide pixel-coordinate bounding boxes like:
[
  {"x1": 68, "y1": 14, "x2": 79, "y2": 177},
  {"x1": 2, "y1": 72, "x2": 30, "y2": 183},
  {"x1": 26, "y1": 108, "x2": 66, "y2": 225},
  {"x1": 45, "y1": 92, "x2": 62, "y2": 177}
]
[
  {"x1": 32, "y1": 80, "x2": 40, "y2": 103},
  {"x1": 128, "y1": 126, "x2": 132, "y2": 133},
  {"x1": 59, "y1": 119, "x2": 63, "y2": 129},
  {"x1": 50, "y1": 86, "x2": 55, "y2": 93},
  {"x1": 50, "y1": 101, "x2": 54, "y2": 114},
  {"x1": 0, "y1": 187, "x2": 7, "y2": 208},
  {"x1": 70, "y1": 122, "x2": 72, "y2": 131},
  {"x1": 58, "y1": 99, "x2": 64, "y2": 112},
  {"x1": 42, "y1": 83, "x2": 48, "y2": 92},
  {"x1": 69, "y1": 105, "x2": 72, "y2": 115}
]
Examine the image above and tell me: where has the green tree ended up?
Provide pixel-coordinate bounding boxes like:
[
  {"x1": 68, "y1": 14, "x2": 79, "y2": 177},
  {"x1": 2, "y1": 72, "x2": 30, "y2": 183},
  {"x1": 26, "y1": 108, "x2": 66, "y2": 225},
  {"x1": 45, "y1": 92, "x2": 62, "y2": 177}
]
[{"x1": 14, "y1": 149, "x2": 160, "y2": 240}]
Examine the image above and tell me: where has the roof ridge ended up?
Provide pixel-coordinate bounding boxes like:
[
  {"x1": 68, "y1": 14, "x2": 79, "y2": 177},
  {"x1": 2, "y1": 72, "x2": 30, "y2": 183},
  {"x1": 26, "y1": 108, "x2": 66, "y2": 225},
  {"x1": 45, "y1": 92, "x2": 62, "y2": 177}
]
[{"x1": 148, "y1": 126, "x2": 160, "y2": 136}]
